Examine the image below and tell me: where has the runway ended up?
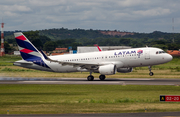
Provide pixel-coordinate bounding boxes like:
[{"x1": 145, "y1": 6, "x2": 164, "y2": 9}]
[
  {"x1": 1, "y1": 77, "x2": 180, "y2": 117},
  {"x1": 1, "y1": 112, "x2": 180, "y2": 117},
  {"x1": 0, "y1": 77, "x2": 180, "y2": 85}
]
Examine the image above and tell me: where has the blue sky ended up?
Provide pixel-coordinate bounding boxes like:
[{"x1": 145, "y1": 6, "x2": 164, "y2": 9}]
[{"x1": 0, "y1": 0, "x2": 180, "y2": 33}]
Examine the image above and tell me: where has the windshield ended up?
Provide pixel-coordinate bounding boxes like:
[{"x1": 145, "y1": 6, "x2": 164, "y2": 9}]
[{"x1": 156, "y1": 51, "x2": 166, "y2": 54}]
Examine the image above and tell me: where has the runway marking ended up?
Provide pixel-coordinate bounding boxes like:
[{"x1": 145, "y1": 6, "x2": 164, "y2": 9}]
[
  {"x1": 119, "y1": 78, "x2": 152, "y2": 80},
  {"x1": 21, "y1": 81, "x2": 64, "y2": 83},
  {"x1": 21, "y1": 81, "x2": 121, "y2": 84}
]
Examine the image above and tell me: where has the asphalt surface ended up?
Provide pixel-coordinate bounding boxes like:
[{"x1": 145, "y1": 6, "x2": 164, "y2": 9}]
[
  {"x1": 0, "y1": 77, "x2": 180, "y2": 85},
  {"x1": 1, "y1": 112, "x2": 180, "y2": 117}
]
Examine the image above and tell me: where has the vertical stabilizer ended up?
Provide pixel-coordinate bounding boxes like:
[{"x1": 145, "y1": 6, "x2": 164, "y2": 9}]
[{"x1": 14, "y1": 32, "x2": 42, "y2": 61}]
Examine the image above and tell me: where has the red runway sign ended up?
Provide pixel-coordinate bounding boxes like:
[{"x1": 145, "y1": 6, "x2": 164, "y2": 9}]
[{"x1": 160, "y1": 95, "x2": 180, "y2": 102}]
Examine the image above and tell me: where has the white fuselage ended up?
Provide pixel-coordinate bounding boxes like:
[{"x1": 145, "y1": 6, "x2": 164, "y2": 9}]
[{"x1": 14, "y1": 47, "x2": 172, "y2": 73}]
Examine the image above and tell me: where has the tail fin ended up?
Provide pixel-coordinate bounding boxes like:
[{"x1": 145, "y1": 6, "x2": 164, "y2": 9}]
[{"x1": 14, "y1": 32, "x2": 42, "y2": 61}]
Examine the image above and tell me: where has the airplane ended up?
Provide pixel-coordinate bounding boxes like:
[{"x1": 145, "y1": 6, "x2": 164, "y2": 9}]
[{"x1": 13, "y1": 32, "x2": 173, "y2": 81}]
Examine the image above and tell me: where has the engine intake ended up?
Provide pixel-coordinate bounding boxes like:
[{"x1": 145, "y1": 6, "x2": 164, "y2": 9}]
[{"x1": 98, "y1": 64, "x2": 116, "y2": 75}]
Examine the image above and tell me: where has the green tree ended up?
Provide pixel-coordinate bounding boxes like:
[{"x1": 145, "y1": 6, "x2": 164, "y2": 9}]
[
  {"x1": 39, "y1": 35, "x2": 51, "y2": 44},
  {"x1": 24, "y1": 31, "x2": 51, "y2": 50},
  {"x1": 71, "y1": 42, "x2": 83, "y2": 50},
  {"x1": 43, "y1": 41, "x2": 57, "y2": 52},
  {"x1": 152, "y1": 44, "x2": 168, "y2": 50},
  {"x1": 4, "y1": 41, "x2": 13, "y2": 54},
  {"x1": 167, "y1": 43, "x2": 180, "y2": 50}
]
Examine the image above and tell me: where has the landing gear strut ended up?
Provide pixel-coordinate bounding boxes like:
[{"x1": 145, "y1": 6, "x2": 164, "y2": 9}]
[
  {"x1": 99, "y1": 75, "x2": 106, "y2": 81},
  {"x1": 148, "y1": 66, "x2": 154, "y2": 76}
]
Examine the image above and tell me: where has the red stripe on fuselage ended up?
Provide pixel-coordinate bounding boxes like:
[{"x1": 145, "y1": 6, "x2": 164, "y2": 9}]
[
  {"x1": 20, "y1": 48, "x2": 34, "y2": 53},
  {"x1": 16, "y1": 35, "x2": 27, "y2": 41}
]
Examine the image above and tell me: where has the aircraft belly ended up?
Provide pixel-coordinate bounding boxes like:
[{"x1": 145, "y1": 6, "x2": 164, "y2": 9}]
[
  {"x1": 57, "y1": 66, "x2": 78, "y2": 72},
  {"x1": 122, "y1": 58, "x2": 153, "y2": 67},
  {"x1": 120, "y1": 59, "x2": 139, "y2": 67},
  {"x1": 47, "y1": 63, "x2": 78, "y2": 72}
]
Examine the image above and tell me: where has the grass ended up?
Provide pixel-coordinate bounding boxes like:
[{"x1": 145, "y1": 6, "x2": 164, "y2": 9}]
[
  {"x1": 0, "y1": 85, "x2": 180, "y2": 114},
  {"x1": 0, "y1": 56, "x2": 180, "y2": 114},
  {"x1": 0, "y1": 55, "x2": 21, "y2": 66}
]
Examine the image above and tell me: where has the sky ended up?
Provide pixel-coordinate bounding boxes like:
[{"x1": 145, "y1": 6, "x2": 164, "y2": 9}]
[{"x1": 0, "y1": 0, "x2": 180, "y2": 33}]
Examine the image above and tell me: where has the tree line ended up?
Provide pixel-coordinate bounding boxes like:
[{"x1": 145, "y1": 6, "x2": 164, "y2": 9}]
[{"x1": 2, "y1": 29, "x2": 180, "y2": 54}]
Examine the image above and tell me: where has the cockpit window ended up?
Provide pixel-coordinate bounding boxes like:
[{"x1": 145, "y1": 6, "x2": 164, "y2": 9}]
[{"x1": 156, "y1": 51, "x2": 166, "y2": 54}]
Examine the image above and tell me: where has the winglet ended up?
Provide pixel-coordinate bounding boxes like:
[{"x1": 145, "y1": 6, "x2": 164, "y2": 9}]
[{"x1": 94, "y1": 44, "x2": 102, "y2": 51}]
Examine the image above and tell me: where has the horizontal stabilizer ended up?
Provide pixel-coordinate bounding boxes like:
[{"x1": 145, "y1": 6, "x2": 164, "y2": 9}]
[{"x1": 13, "y1": 60, "x2": 33, "y2": 66}]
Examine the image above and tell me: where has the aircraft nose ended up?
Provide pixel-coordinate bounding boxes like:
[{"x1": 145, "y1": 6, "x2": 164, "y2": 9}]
[{"x1": 166, "y1": 54, "x2": 173, "y2": 62}]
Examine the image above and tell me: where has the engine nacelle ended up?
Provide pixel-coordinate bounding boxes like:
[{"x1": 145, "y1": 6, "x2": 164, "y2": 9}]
[
  {"x1": 117, "y1": 67, "x2": 133, "y2": 73},
  {"x1": 98, "y1": 64, "x2": 116, "y2": 75}
]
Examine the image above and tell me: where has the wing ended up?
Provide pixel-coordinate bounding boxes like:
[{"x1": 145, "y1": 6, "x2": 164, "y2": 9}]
[
  {"x1": 40, "y1": 50, "x2": 123, "y2": 70},
  {"x1": 40, "y1": 50, "x2": 98, "y2": 69},
  {"x1": 47, "y1": 58, "x2": 101, "y2": 70}
]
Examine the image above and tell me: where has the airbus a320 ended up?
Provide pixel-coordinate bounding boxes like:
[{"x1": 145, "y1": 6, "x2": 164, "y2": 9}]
[{"x1": 13, "y1": 32, "x2": 173, "y2": 81}]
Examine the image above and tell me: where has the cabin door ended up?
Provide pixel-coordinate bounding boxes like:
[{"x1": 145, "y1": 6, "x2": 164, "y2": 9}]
[{"x1": 145, "y1": 50, "x2": 150, "y2": 60}]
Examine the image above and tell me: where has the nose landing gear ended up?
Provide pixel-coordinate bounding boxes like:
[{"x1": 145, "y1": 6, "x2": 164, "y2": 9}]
[{"x1": 148, "y1": 66, "x2": 154, "y2": 76}]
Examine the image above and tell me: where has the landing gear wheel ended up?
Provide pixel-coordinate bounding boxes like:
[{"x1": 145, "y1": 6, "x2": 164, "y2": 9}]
[
  {"x1": 87, "y1": 75, "x2": 94, "y2": 81},
  {"x1": 148, "y1": 66, "x2": 154, "y2": 76},
  {"x1": 99, "y1": 75, "x2": 106, "y2": 81},
  {"x1": 149, "y1": 72, "x2": 154, "y2": 76}
]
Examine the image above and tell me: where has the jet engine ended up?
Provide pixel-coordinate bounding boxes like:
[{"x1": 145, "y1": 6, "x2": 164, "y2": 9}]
[
  {"x1": 117, "y1": 67, "x2": 133, "y2": 73},
  {"x1": 98, "y1": 64, "x2": 116, "y2": 75}
]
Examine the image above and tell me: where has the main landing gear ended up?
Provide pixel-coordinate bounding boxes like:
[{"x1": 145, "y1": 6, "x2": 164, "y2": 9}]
[
  {"x1": 87, "y1": 72, "x2": 106, "y2": 81},
  {"x1": 87, "y1": 71, "x2": 94, "y2": 81},
  {"x1": 87, "y1": 75, "x2": 94, "y2": 81},
  {"x1": 148, "y1": 66, "x2": 154, "y2": 76},
  {"x1": 99, "y1": 75, "x2": 106, "y2": 81}
]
